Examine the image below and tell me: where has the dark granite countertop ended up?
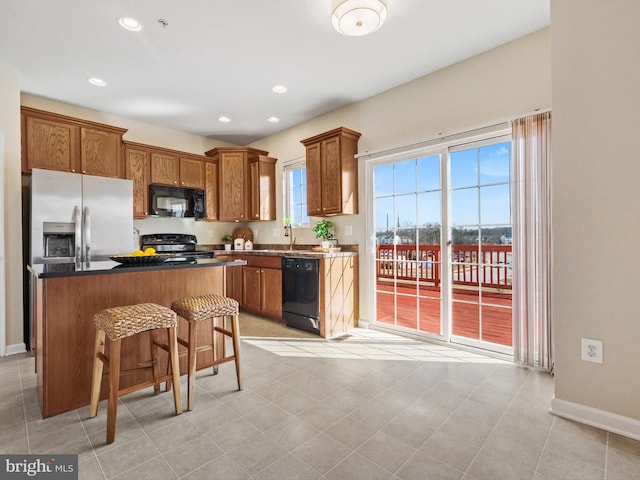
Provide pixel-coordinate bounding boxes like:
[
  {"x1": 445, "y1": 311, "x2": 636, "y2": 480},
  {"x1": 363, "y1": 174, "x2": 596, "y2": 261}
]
[{"x1": 28, "y1": 257, "x2": 246, "y2": 279}]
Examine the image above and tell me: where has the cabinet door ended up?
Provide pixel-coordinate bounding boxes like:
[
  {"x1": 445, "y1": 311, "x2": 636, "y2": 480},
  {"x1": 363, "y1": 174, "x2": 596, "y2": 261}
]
[
  {"x1": 261, "y1": 268, "x2": 282, "y2": 318},
  {"x1": 219, "y1": 151, "x2": 248, "y2": 221},
  {"x1": 23, "y1": 115, "x2": 79, "y2": 173},
  {"x1": 320, "y1": 136, "x2": 342, "y2": 215},
  {"x1": 250, "y1": 156, "x2": 276, "y2": 221},
  {"x1": 242, "y1": 266, "x2": 262, "y2": 311},
  {"x1": 225, "y1": 264, "x2": 243, "y2": 305},
  {"x1": 305, "y1": 143, "x2": 322, "y2": 216},
  {"x1": 150, "y1": 152, "x2": 179, "y2": 186},
  {"x1": 80, "y1": 127, "x2": 123, "y2": 178},
  {"x1": 125, "y1": 147, "x2": 150, "y2": 218},
  {"x1": 204, "y1": 160, "x2": 218, "y2": 221},
  {"x1": 179, "y1": 157, "x2": 205, "y2": 189}
]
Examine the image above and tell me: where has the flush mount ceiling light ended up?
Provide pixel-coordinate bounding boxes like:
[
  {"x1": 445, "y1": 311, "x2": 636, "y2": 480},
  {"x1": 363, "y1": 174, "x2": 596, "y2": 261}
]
[
  {"x1": 272, "y1": 85, "x2": 287, "y2": 94},
  {"x1": 267, "y1": 116, "x2": 280, "y2": 123},
  {"x1": 118, "y1": 17, "x2": 143, "y2": 32},
  {"x1": 88, "y1": 77, "x2": 107, "y2": 87},
  {"x1": 331, "y1": 0, "x2": 387, "y2": 36},
  {"x1": 218, "y1": 116, "x2": 231, "y2": 123}
]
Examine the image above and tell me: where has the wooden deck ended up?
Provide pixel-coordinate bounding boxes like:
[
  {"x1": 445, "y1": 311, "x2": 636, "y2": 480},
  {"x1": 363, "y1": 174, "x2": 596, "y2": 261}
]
[{"x1": 376, "y1": 281, "x2": 512, "y2": 347}]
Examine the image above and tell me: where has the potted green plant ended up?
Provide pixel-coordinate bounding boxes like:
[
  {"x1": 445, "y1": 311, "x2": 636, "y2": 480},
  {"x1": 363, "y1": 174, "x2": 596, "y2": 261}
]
[
  {"x1": 312, "y1": 219, "x2": 334, "y2": 248},
  {"x1": 221, "y1": 234, "x2": 233, "y2": 251}
]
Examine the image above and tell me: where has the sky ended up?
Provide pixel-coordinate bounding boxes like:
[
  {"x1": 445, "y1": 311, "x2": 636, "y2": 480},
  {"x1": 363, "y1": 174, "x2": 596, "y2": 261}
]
[{"x1": 374, "y1": 141, "x2": 512, "y2": 234}]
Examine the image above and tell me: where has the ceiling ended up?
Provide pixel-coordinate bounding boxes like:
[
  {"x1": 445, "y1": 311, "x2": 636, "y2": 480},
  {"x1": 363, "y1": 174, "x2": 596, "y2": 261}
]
[{"x1": 0, "y1": 0, "x2": 549, "y2": 145}]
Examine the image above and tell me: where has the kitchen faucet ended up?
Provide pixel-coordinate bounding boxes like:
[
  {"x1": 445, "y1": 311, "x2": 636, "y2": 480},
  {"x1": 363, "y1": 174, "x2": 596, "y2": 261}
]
[{"x1": 284, "y1": 224, "x2": 295, "y2": 250}]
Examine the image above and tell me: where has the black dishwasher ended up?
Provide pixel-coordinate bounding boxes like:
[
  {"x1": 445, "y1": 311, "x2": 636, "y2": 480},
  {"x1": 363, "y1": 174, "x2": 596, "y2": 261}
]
[{"x1": 282, "y1": 257, "x2": 320, "y2": 335}]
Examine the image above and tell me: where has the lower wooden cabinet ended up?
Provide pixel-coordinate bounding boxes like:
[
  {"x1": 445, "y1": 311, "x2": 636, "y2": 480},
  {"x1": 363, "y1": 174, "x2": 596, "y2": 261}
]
[{"x1": 242, "y1": 266, "x2": 282, "y2": 318}]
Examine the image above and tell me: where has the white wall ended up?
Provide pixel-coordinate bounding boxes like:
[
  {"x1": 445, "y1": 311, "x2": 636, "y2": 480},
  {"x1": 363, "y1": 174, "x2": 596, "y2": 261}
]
[
  {"x1": 551, "y1": 0, "x2": 640, "y2": 426},
  {"x1": 249, "y1": 28, "x2": 552, "y2": 322},
  {"x1": 0, "y1": 65, "x2": 23, "y2": 353}
]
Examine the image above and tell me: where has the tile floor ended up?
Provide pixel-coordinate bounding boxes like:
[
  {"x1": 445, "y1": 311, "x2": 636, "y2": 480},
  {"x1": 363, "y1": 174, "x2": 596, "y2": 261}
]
[{"x1": 2, "y1": 316, "x2": 640, "y2": 480}]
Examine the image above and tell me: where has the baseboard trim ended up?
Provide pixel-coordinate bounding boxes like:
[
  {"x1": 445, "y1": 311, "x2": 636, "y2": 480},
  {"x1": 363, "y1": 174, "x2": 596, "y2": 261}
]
[
  {"x1": 4, "y1": 343, "x2": 27, "y2": 356},
  {"x1": 550, "y1": 397, "x2": 640, "y2": 440}
]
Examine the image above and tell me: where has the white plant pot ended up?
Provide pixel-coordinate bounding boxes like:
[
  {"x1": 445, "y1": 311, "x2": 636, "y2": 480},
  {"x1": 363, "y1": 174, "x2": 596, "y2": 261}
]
[
  {"x1": 321, "y1": 241, "x2": 332, "y2": 249},
  {"x1": 224, "y1": 243, "x2": 232, "y2": 251}
]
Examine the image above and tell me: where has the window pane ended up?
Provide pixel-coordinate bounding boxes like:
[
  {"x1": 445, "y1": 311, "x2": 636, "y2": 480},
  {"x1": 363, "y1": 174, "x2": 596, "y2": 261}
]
[
  {"x1": 374, "y1": 197, "x2": 394, "y2": 232},
  {"x1": 480, "y1": 184, "x2": 511, "y2": 225},
  {"x1": 395, "y1": 194, "x2": 417, "y2": 228},
  {"x1": 450, "y1": 188, "x2": 478, "y2": 226},
  {"x1": 293, "y1": 184, "x2": 304, "y2": 204},
  {"x1": 374, "y1": 164, "x2": 394, "y2": 197},
  {"x1": 450, "y1": 149, "x2": 477, "y2": 188},
  {"x1": 417, "y1": 191, "x2": 440, "y2": 227},
  {"x1": 394, "y1": 160, "x2": 416, "y2": 195},
  {"x1": 417, "y1": 155, "x2": 440, "y2": 192},
  {"x1": 479, "y1": 143, "x2": 511, "y2": 185}
]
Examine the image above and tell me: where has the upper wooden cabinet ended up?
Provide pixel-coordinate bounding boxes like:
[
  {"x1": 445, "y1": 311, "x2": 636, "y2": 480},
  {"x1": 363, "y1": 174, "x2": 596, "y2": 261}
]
[
  {"x1": 179, "y1": 157, "x2": 205, "y2": 189},
  {"x1": 123, "y1": 142, "x2": 151, "y2": 218},
  {"x1": 205, "y1": 147, "x2": 276, "y2": 222},
  {"x1": 148, "y1": 151, "x2": 205, "y2": 189},
  {"x1": 21, "y1": 107, "x2": 128, "y2": 178},
  {"x1": 250, "y1": 155, "x2": 277, "y2": 221},
  {"x1": 125, "y1": 141, "x2": 210, "y2": 219},
  {"x1": 204, "y1": 159, "x2": 219, "y2": 221},
  {"x1": 301, "y1": 127, "x2": 361, "y2": 216},
  {"x1": 150, "y1": 152, "x2": 179, "y2": 186}
]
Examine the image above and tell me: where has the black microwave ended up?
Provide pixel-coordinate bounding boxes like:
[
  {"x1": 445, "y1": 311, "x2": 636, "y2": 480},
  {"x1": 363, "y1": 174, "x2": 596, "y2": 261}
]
[{"x1": 149, "y1": 184, "x2": 206, "y2": 219}]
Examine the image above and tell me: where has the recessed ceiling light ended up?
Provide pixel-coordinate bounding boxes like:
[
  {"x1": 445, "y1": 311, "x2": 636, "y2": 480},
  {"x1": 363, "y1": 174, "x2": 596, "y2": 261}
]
[
  {"x1": 88, "y1": 77, "x2": 107, "y2": 87},
  {"x1": 272, "y1": 85, "x2": 287, "y2": 94},
  {"x1": 118, "y1": 17, "x2": 143, "y2": 32},
  {"x1": 218, "y1": 116, "x2": 231, "y2": 123},
  {"x1": 267, "y1": 117, "x2": 280, "y2": 123}
]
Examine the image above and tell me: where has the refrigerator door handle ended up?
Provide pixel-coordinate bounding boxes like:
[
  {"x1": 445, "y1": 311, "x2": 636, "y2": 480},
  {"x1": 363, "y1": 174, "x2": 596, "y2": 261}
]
[
  {"x1": 84, "y1": 206, "x2": 91, "y2": 266},
  {"x1": 74, "y1": 205, "x2": 81, "y2": 267}
]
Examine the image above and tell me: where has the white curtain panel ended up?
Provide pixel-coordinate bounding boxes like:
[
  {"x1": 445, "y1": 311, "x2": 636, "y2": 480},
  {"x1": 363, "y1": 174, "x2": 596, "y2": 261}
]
[{"x1": 512, "y1": 112, "x2": 553, "y2": 371}]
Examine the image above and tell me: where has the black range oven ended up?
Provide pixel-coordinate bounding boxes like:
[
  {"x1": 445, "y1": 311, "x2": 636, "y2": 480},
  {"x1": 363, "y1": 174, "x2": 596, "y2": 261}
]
[
  {"x1": 140, "y1": 233, "x2": 213, "y2": 263},
  {"x1": 282, "y1": 257, "x2": 320, "y2": 335}
]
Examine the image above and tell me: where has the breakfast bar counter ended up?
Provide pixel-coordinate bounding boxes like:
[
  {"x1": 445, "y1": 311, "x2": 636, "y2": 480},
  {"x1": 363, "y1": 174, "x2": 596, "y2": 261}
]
[{"x1": 28, "y1": 257, "x2": 246, "y2": 418}]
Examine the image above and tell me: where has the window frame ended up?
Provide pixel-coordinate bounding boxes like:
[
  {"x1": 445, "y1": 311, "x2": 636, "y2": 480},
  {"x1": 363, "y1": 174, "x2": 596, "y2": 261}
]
[{"x1": 282, "y1": 157, "x2": 310, "y2": 228}]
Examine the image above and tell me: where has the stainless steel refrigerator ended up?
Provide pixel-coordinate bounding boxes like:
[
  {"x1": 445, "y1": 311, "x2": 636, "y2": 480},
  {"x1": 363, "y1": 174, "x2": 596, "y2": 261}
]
[{"x1": 30, "y1": 168, "x2": 133, "y2": 265}]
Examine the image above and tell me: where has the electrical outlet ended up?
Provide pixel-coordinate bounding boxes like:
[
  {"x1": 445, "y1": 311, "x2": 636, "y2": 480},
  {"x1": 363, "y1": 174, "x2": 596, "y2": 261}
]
[
  {"x1": 272, "y1": 228, "x2": 279, "y2": 237},
  {"x1": 345, "y1": 225, "x2": 353, "y2": 236},
  {"x1": 581, "y1": 338, "x2": 603, "y2": 364},
  {"x1": 207, "y1": 230, "x2": 213, "y2": 238}
]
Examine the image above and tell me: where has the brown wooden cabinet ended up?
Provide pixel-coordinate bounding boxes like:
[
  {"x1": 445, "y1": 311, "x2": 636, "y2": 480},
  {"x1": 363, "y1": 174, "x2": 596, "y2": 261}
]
[
  {"x1": 150, "y1": 151, "x2": 179, "y2": 186},
  {"x1": 179, "y1": 157, "x2": 205, "y2": 189},
  {"x1": 219, "y1": 255, "x2": 282, "y2": 319},
  {"x1": 124, "y1": 142, "x2": 151, "y2": 218},
  {"x1": 204, "y1": 158, "x2": 219, "y2": 221},
  {"x1": 319, "y1": 255, "x2": 359, "y2": 338},
  {"x1": 21, "y1": 106, "x2": 127, "y2": 177},
  {"x1": 242, "y1": 262, "x2": 282, "y2": 319},
  {"x1": 124, "y1": 141, "x2": 210, "y2": 218},
  {"x1": 205, "y1": 147, "x2": 276, "y2": 222},
  {"x1": 250, "y1": 155, "x2": 277, "y2": 221},
  {"x1": 301, "y1": 127, "x2": 361, "y2": 216}
]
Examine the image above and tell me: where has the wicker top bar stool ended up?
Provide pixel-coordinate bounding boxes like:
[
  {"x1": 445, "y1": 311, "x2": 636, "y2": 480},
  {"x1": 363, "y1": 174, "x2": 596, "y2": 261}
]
[
  {"x1": 171, "y1": 294, "x2": 242, "y2": 411},
  {"x1": 89, "y1": 303, "x2": 183, "y2": 444}
]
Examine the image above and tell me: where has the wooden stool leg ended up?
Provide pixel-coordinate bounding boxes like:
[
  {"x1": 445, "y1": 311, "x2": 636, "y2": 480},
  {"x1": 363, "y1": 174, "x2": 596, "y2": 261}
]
[
  {"x1": 230, "y1": 314, "x2": 242, "y2": 391},
  {"x1": 89, "y1": 329, "x2": 106, "y2": 418},
  {"x1": 186, "y1": 320, "x2": 198, "y2": 411},
  {"x1": 168, "y1": 326, "x2": 183, "y2": 415},
  {"x1": 150, "y1": 330, "x2": 161, "y2": 395},
  {"x1": 106, "y1": 338, "x2": 121, "y2": 444}
]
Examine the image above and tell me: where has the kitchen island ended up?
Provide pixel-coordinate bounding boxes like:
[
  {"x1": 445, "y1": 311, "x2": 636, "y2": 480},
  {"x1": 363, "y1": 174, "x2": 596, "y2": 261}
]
[{"x1": 28, "y1": 257, "x2": 246, "y2": 418}]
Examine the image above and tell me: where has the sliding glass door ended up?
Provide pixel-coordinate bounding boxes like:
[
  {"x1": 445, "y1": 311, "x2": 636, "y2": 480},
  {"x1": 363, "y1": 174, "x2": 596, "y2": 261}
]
[
  {"x1": 373, "y1": 153, "x2": 444, "y2": 338},
  {"x1": 370, "y1": 136, "x2": 513, "y2": 355}
]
